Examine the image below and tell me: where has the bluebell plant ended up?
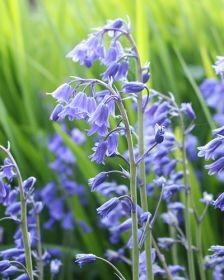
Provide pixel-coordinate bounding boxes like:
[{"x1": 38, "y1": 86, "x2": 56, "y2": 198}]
[
  {"x1": 48, "y1": 18, "x2": 215, "y2": 280},
  {"x1": 0, "y1": 144, "x2": 62, "y2": 279},
  {"x1": 1, "y1": 17, "x2": 224, "y2": 280}
]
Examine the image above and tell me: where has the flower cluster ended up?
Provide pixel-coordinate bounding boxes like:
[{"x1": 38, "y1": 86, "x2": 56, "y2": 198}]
[
  {"x1": 0, "y1": 146, "x2": 62, "y2": 279},
  {"x1": 40, "y1": 126, "x2": 91, "y2": 233}
]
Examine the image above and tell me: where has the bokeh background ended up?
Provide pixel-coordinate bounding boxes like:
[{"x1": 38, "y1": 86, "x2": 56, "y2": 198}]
[{"x1": 1, "y1": 0, "x2": 224, "y2": 279}]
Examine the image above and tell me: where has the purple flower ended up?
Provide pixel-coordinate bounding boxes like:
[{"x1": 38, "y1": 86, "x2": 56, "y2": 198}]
[
  {"x1": 102, "y1": 62, "x2": 119, "y2": 80},
  {"x1": 122, "y1": 82, "x2": 145, "y2": 93},
  {"x1": 198, "y1": 137, "x2": 223, "y2": 160},
  {"x1": 23, "y1": 177, "x2": 36, "y2": 192},
  {"x1": 157, "y1": 238, "x2": 176, "y2": 250},
  {"x1": 142, "y1": 72, "x2": 150, "y2": 83},
  {"x1": 154, "y1": 124, "x2": 165, "y2": 144},
  {"x1": 2, "y1": 158, "x2": 15, "y2": 181},
  {"x1": 50, "y1": 259, "x2": 62, "y2": 275},
  {"x1": 213, "y1": 126, "x2": 224, "y2": 136},
  {"x1": 0, "y1": 260, "x2": 10, "y2": 272},
  {"x1": 71, "y1": 128, "x2": 86, "y2": 145},
  {"x1": 62, "y1": 211, "x2": 74, "y2": 230},
  {"x1": 75, "y1": 254, "x2": 96, "y2": 267},
  {"x1": 89, "y1": 172, "x2": 108, "y2": 192},
  {"x1": 115, "y1": 60, "x2": 129, "y2": 81},
  {"x1": 213, "y1": 193, "x2": 224, "y2": 211},
  {"x1": 88, "y1": 103, "x2": 109, "y2": 127},
  {"x1": 96, "y1": 197, "x2": 120, "y2": 217},
  {"x1": 213, "y1": 56, "x2": 224, "y2": 79},
  {"x1": 50, "y1": 83, "x2": 72, "y2": 103},
  {"x1": 181, "y1": 103, "x2": 196, "y2": 120},
  {"x1": 50, "y1": 104, "x2": 64, "y2": 121},
  {"x1": 205, "y1": 157, "x2": 224, "y2": 175},
  {"x1": 107, "y1": 132, "x2": 118, "y2": 155},
  {"x1": 89, "y1": 141, "x2": 108, "y2": 164},
  {"x1": 200, "y1": 192, "x2": 213, "y2": 204}
]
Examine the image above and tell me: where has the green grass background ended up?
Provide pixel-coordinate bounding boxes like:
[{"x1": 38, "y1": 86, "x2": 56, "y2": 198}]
[{"x1": 0, "y1": 0, "x2": 224, "y2": 279}]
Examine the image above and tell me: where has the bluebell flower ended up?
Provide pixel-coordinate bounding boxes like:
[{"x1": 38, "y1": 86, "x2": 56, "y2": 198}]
[
  {"x1": 71, "y1": 128, "x2": 86, "y2": 145},
  {"x1": 102, "y1": 62, "x2": 119, "y2": 80},
  {"x1": 142, "y1": 72, "x2": 150, "y2": 83},
  {"x1": 157, "y1": 237, "x2": 176, "y2": 250},
  {"x1": 50, "y1": 259, "x2": 62, "y2": 275},
  {"x1": 75, "y1": 254, "x2": 96, "y2": 267},
  {"x1": 198, "y1": 137, "x2": 224, "y2": 160},
  {"x1": 23, "y1": 176, "x2": 36, "y2": 192},
  {"x1": 2, "y1": 158, "x2": 15, "y2": 181},
  {"x1": 161, "y1": 212, "x2": 178, "y2": 227},
  {"x1": 122, "y1": 82, "x2": 145, "y2": 93},
  {"x1": 115, "y1": 60, "x2": 129, "y2": 81},
  {"x1": 0, "y1": 260, "x2": 10, "y2": 272},
  {"x1": 89, "y1": 103, "x2": 109, "y2": 127},
  {"x1": 205, "y1": 157, "x2": 224, "y2": 175},
  {"x1": 50, "y1": 104, "x2": 64, "y2": 121},
  {"x1": 213, "y1": 56, "x2": 224, "y2": 79},
  {"x1": 107, "y1": 132, "x2": 118, "y2": 155},
  {"x1": 89, "y1": 172, "x2": 108, "y2": 192},
  {"x1": 62, "y1": 211, "x2": 74, "y2": 230},
  {"x1": 97, "y1": 197, "x2": 120, "y2": 217},
  {"x1": 213, "y1": 126, "x2": 224, "y2": 137},
  {"x1": 89, "y1": 141, "x2": 108, "y2": 164},
  {"x1": 181, "y1": 102, "x2": 196, "y2": 120},
  {"x1": 200, "y1": 192, "x2": 213, "y2": 204},
  {"x1": 213, "y1": 193, "x2": 224, "y2": 211},
  {"x1": 154, "y1": 124, "x2": 165, "y2": 144},
  {"x1": 50, "y1": 83, "x2": 72, "y2": 103}
]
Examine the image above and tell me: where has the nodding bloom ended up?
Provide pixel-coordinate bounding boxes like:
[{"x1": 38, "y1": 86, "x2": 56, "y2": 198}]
[
  {"x1": 157, "y1": 238, "x2": 176, "y2": 250},
  {"x1": 75, "y1": 254, "x2": 96, "y2": 267},
  {"x1": 50, "y1": 259, "x2": 62, "y2": 275},
  {"x1": 200, "y1": 192, "x2": 213, "y2": 205},
  {"x1": 213, "y1": 193, "x2": 224, "y2": 211},
  {"x1": 96, "y1": 197, "x2": 120, "y2": 217},
  {"x1": 89, "y1": 141, "x2": 108, "y2": 164},
  {"x1": 0, "y1": 260, "x2": 10, "y2": 272},
  {"x1": 198, "y1": 137, "x2": 224, "y2": 160},
  {"x1": 154, "y1": 124, "x2": 165, "y2": 144},
  {"x1": 213, "y1": 56, "x2": 224, "y2": 79},
  {"x1": 88, "y1": 172, "x2": 108, "y2": 192},
  {"x1": 2, "y1": 158, "x2": 15, "y2": 181},
  {"x1": 122, "y1": 82, "x2": 145, "y2": 93},
  {"x1": 50, "y1": 104, "x2": 64, "y2": 121},
  {"x1": 142, "y1": 72, "x2": 150, "y2": 83},
  {"x1": 205, "y1": 157, "x2": 224, "y2": 175},
  {"x1": 50, "y1": 83, "x2": 72, "y2": 103},
  {"x1": 181, "y1": 103, "x2": 196, "y2": 120},
  {"x1": 23, "y1": 176, "x2": 36, "y2": 192}
]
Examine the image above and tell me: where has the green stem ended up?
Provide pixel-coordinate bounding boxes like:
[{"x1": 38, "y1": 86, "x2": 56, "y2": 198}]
[
  {"x1": 96, "y1": 256, "x2": 126, "y2": 280},
  {"x1": 36, "y1": 212, "x2": 44, "y2": 280},
  {"x1": 127, "y1": 33, "x2": 153, "y2": 280},
  {"x1": 117, "y1": 100, "x2": 139, "y2": 280},
  {"x1": 0, "y1": 145, "x2": 34, "y2": 280},
  {"x1": 71, "y1": 77, "x2": 139, "y2": 279},
  {"x1": 151, "y1": 236, "x2": 173, "y2": 280},
  {"x1": 196, "y1": 222, "x2": 206, "y2": 280},
  {"x1": 178, "y1": 113, "x2": 196, "y2": 280},
  {"x1": 169, "y1": 226, "x2": 178, "y2": 265}
]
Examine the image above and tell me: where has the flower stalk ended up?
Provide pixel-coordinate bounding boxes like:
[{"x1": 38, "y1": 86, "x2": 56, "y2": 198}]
[{"x1": 0, "y1": 145, "x2": 34, "y2": 280}]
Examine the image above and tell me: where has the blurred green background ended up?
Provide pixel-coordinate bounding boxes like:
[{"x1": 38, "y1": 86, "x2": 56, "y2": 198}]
[{"x1": 0, "y1": 0, "x2": 224, "y2": 279}]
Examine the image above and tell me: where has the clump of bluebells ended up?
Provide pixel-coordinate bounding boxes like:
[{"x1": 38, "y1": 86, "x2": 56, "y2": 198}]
[
  {"x1": 49, "y1": 17, "x2": 222, "y2": 280},
  {"x1": 1, "y1": 18, "x2": 223, "y2": 280},
  {"x1": 0, "y1": 144, "x2": 62, "y2": 280},
  {"x1": 41, "y1": 125, "x2": 91, "y2": 233}
]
